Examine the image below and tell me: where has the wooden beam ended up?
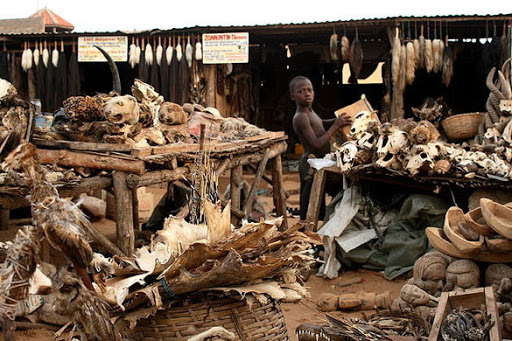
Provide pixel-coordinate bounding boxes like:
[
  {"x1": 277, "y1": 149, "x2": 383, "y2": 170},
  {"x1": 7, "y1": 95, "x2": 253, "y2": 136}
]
[
  {"x1": 37, "y1": 149, "x2": 145, "y2": 175},
  {"x1": 243, "y1": 148, "x2": 270, "y2": 218},
  {"x1": 125, "y1": 166, "x2": 190, "y2": 189},
  {"x1": 59, "y1": 176, "x2": 112, "y2": 198},
  {"x1": 305, "y1": 168, "x2": 327, "y2": 231},
  {"x1": 33, "y1": 138, "x2": 133, "y2": 153},
  {"x1": 113, "y1": 171, "x2": 134, "y2": 256},
  {"x1": 271, "y1": 154, "x2": 288, "y2": 230}
]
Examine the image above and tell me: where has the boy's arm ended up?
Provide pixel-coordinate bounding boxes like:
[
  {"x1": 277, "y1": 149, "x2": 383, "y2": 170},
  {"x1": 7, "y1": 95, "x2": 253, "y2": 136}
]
[{"x1": 322, "y1": 118, "x2": 337, "y2": 130}]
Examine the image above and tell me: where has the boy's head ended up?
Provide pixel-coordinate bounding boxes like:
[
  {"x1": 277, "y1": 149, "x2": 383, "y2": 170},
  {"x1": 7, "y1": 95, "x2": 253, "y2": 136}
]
[{"x1": 289, "y1": 76, "x2": 314, "y2": 106}]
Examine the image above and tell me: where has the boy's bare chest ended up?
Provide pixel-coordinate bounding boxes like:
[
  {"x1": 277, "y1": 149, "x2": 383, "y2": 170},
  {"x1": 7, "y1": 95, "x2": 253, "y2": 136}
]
[{"x1": 309, "y1": 114, "x2": 325, "y2": 134}]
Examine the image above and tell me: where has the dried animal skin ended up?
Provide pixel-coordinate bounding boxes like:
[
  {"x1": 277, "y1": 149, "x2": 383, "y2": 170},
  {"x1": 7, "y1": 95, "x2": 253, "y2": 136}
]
[
  {"x1": 419, "y1": 35, "x2": 426, "y2": 68},
  {"x1": 442, "y1": 45, "x2": 454, "y2": 87},
  {"x1": 195, "y1": 41, "x2": 202, "y2": 60},
  {"x1": 398, "y1": 45, "x2": 407, "y2": 94},
  {"x1": 129, "y1": 42, "x2": 137, "y2": 69},
  {"x1": 413, "y1": 39, "x2": 421, "y2": 67},
  {"x1": 329, "y1": 32, "x2": 339, "y2": 61},
  {"x1": 348, "y1": 37, "x2": 363, "y2": 84},
  {"x1": 391, "y1": 30, "x2": 401, "y2": 86},
  {"x1": 425, "y1": 39, "x2": 434, "y2": 73},
  {"x1": 406, "y1": 42, "x2": 416, "y2": 85},
  {"x1": 432, "y1": 39, "x2": 441, "y2": 73},
  {"x1": 33, "y1": 46, "x2": 40, "y2": 67},
  {"x1": 165, "y1": 45, "x2": 173, "y2": 65},
  {"x1": 155, "y1": 43, "x2": 163, "y2": 66},
  {"x1": 340, "y1": 35, "x2": 350, "y2": 61},
  {"x1": 158, "y1": 102, "x2": 188, "y2": 125},
  {"x1": 186, "y1": 41, "x2": 193, "y2": 68},
  {"x1": 42, "y1": 47, "x2": 49, "y2": 68},
  {"x1": 104, "y1": 95, "x2": 140, "y2": 125},
  {"x1": 52, "y1": 47, "x2": 59, "y2": 68},
  {"x1": 176, "y1": 43, "x2": 183, "y2": 62}
]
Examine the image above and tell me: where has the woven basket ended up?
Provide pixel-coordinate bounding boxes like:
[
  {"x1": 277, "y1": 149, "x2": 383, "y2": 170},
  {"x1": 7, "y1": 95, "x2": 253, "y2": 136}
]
[
  {"x1": 441, "y1": 113, "x2": 484, "y2": 142},
  {"x1": 131, "y1": 295, "x2": 290, "y2": 341}
]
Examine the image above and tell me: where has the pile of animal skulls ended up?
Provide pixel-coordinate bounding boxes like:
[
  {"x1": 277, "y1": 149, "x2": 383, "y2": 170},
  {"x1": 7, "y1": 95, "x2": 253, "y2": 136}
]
[{"x1": 333, "y1": 117, "x2": 512, "y2": 179}]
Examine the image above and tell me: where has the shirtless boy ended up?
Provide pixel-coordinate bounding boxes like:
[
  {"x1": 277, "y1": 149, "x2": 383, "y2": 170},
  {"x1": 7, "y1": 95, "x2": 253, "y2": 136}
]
[{"x1": 290, "y1": 76, "x2": 352, "y2": 220}]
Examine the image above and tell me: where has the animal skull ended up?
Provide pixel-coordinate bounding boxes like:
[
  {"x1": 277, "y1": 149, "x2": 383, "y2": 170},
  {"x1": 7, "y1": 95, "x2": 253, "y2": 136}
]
[
  {"x1": 336, "y1": 142, "x2": 358, "y2": 172},
  {"x1": 376, "y1": 129, "x2": 408, "y2": 157},
  {"x1": 375, "y1": 152, "x2": 401, "y2": 170},
  {"x1": 405, "y1": 148, "x2": 435, "y2": 176},
  {"x1": 356, "y1": 132, "x2": 377, "y2": 149},
  {"x1": 348, "y1": 111, "x2": 377, "y2": 140},
  {"x1": 103, "y1": 95, "x2": 140, "y2": 125}
]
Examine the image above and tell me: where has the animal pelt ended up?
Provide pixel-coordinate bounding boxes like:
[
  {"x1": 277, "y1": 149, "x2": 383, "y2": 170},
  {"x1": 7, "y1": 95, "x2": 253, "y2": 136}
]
[
  {"x1": 425, "y1": 39, "x2": 434, "y2": 73},
  {"x1": 158, "y1": 102, "x2": 188, "y2": 125},
  {"x1": 138, "y1": 103, "x2": 153, "y2": 127},
  {"x1": 442, "y1": 45, "x2": 454, "y2": 87},
  {"x1": 195, "y1": 41, "x2": 203, "y2": 61},
  {"x1": 409, "y1": 120, "x2": 440, "y2": 144},
  {"x1": 391, "y1": 30, "x2": 401, "y2": 85},
  {"x1": 186, "y1": 40, "x2": 193, "y2": 68},
  {"x1": 341, "y1": 35, "x2": 350, "y2": 62},
  {"x1": 329, "y1": 32, "x2": 339, "y2": 61},
  {"x1": 52, "y1": 47, "x2": 59, "y2": 68},
  {"x1": 33, "y1": 45, "x2": 40, "y2": 67},
  {"x1": 52, "y1": 267, "x2": 122, "y2": 341},
  {"x1": 406, "y1": 42, "x2": 416, "y2": 85},
  {"x1": 348, "y1": 36, "x2": 363, "y2": 84},
  {"x1": 398, "y1": 45, "x2": 407, "y2": 93},
  {"x1": 433, "y1": 39, "x2": 444, "y2": 73},
  {"x1": 411, "y1": 97, "x2": 450, "y2": 125},
  {"x1": 42, "y1": 46, "x2": 49, "y2": 68},
  {"x1": 129, "y1": 41, "x2": 137, "y2": 69},
  {"x1": 413, "y1": 39, "x2": 421, "y2": 68},
  {"x1": 63, "y1": 96, "x2": 104, "y2": 122},
  {"x1": 418, "y1": 34, "x2": 425, "y2": 68},
  {"x1": 166, "y1": 44, "x2": 174, "y2": 65},
  {"x1": 156, "y1": 42, "x2": 163, "y2": 66},
  {"x1": 104, "y1": 95, "x2": 140, "y2": 125},
  {"x1": 145, "y1": 42, "x2": 153, "y2": 66}
]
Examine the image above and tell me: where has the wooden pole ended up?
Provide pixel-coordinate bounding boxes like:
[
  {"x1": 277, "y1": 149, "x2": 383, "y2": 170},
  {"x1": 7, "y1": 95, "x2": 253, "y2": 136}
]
[
  {"x1": 113, "y1": 171, "x2": 134, "y2": 256},
  {"x1": 125, "y1": 167, "x2": 190, "y2": 189},
  {"x1": 37, "y1": 149, "x2": 145, "y2": 174},
  {"x1": 305, "y1": 169, "x2": 327, "y2": 231},
  {"x1": 243, "y1": 148, "x2": 270, "y2": 219},
  {"x1": 131, "y1": 188, "x2": 140, "y2": 231},
  {"x1": 271, "y1": 154, "x2": 288, "y2": 230},
  {"x1": 230, "y1": 166, "x2": 243, "y2": 226}
]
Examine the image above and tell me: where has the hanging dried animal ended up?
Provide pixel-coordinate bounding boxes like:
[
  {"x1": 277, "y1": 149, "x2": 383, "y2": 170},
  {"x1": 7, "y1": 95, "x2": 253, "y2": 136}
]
[
  {"x1": 348, "y1": 28, "x2": 363, "y2": 84},
  {"x1": 413, "y1": 38, "x2": 421, "y2": 68},
  {"x1": 33, "y1": 42, "x2": 40, "y2": 67},
  {"x1": 21, "y1": 42, "x2": 33, "y2": 72},
  {"x1": 63, "y1": 96, "x2": 104, "y2": 122},
  {"x1": 442, "y1": 41, "x2": 454, "y2": 87},
  {"x1": 176, "y1": 38, "x2": 183, "y2": 62},
  {"x1": 329, "y1": 29, "x2": 339, "y2": 61},
  {"x1": 398, "y1": 45, "x2": 407, "y2": 93},
  {"x1": 186, "y1": 35, "x2": 193, "y2": 68},
  {"x1": 340, "y1": 35, "x2": 350, "y2": 62},
  {"x1": 418, "y1": 25, "x2": 425, "y2": 68},
  {"x1": 42, "y1": 41, "x2": 49, "y2": 68},
  {"x1": 129, "y1": 37, "x2": 137, "y2": 69},
  {"x1": 425, "y1": 38, "x2": 434, "y2": 73},
  {"x1": 391, "y1": 28, "x2": 401, "y2": 86},
  {"x1": 406, "y1": 41, "x2": 416, "y2": 85},
  {"x1": 195, "y1": 38, "x2": 202, "y2": 61},
  {"x1": 166, "y1": 37, "x2": 174, "y2": 65}
]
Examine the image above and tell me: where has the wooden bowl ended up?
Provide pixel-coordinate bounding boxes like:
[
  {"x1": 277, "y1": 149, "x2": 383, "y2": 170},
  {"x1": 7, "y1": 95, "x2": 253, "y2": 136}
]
[
  {"x1": 443, "y1": 207, "x2": 483, "y2": 253},
  {"x1": 480, "y1": 198, "x2": 512, "y2": 240},
  {"x1": 464, "y1": 207, "x2": 495, "y2": 236},
  {"x1": 485, "y1": 236, "x2": 512, "y2": 253}
]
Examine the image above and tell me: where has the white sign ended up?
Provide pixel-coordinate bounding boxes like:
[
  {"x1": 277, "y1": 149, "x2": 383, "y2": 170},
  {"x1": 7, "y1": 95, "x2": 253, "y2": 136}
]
[
  {"x1": 78, "y1": 36, "x2": 128, "y2": 62},
  {"x1": 202, "y1": 32, "x2": 249, "y2": 64}
]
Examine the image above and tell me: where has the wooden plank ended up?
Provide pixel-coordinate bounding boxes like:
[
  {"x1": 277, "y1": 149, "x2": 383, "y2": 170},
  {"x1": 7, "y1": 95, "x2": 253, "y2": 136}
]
[
  {"x1": 33, "y1": 138, "x2": 132, "y2": 153},
  {"x1": 306, "y1": 168, "x2": 327, "y2": 231},
  {"x1": 113, "y1": 171, "x2": 134, "y2": 256},
  {"x1": 428, "y1": 291, "x2": 450, "y2": 340},
  {"x1": 125, "y1": 167, "x2": 190, "y2": 189},
  {"x1": 485, "y1": 286, "x2": 502, "y2": 341},
  {"x1": 37, "y1": 149, "x2": 145, "y2": 175},
  {"x1": 230, "y1": 166, "x2": 243, "y2": 226},
  {"x1": 272, "y1": 154, "x2": 288, "y2": 230},
  {"x1": 243, "y1": 148, "x2": 270, "y2": 218}
]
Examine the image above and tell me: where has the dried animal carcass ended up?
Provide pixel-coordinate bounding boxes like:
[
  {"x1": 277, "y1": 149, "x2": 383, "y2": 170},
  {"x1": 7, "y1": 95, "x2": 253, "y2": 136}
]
[
  {"x1": 411, "y1": 97, "x2": 450, "y2": 125},
  {"x1": 348, "y1": 29, "x2": 363, "y2": 84},
  {"x1": 409, "y1": 120, "x2": 440, "y2": 145},
  {"x1": 158, "y1": 102, "x2": 188, "y2": 125},
  {"x1": 220, "y1": 117, "x2": 265, "y2": 140},
  {"x1": 329, "y1": 30, "x2": 339, "y2": 61},
  {"x1": 63, "y1": 96, "x2": 104, "y2": 122}
]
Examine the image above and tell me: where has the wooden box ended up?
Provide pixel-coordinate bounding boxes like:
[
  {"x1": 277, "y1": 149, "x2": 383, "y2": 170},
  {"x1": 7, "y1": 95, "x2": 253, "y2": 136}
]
[
  {"x1": 334, "y1": 94, "x2": 379, "y2": 141},
  {"x1": 429, "y1": 287, "x2": 502, "y2": 341}
]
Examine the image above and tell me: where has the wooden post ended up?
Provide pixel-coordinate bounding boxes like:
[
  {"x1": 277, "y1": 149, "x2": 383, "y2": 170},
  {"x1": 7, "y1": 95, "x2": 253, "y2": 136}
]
[
  {"x1": 230, "y1": 166, "x2": 243, "y2": 226},
  {"x1": 271, "y1": 154, "x2": 288, "y2": 230},
  {"x1": 113, "y1": 171, "x2": 134, "y2": 256},
  {"x1": 305, "y1": 168, "x2": 327, "y2": 231},
  {"x1": 205, "y1": 64, "x2": 216, "y2": 107},
  {"x1": 132, "y1": 188, "x2": 140, "y2": 231},
  {"x1": 243, "y1": 148, "x2": 270, "y2": 219},
  {"x1": 0, "y1": 209, "x2": 9, "y2": 230}
]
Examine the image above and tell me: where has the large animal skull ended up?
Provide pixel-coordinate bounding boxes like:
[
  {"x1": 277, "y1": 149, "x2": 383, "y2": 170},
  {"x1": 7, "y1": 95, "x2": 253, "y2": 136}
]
[
  {"x1": 348, "y1": 111, "x2": 377, "y2": 140},
  {"x1": 376, "y1": 129, "x2": 408, "y2": 157},
  {"x1": 405, "y1": 144, "x2": 438, "y2": 176},
  {"x1": 104, "y1": 95, "x2": 140, "y2": 125}
]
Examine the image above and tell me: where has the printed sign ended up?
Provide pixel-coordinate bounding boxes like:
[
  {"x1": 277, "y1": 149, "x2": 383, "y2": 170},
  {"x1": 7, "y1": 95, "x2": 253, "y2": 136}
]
[
  {"x1": 78, "y1": 36, "x2": 128, "y2": 62},
  {"x1": 202, "y1": 32, "x2": 249, "y2": 64}
]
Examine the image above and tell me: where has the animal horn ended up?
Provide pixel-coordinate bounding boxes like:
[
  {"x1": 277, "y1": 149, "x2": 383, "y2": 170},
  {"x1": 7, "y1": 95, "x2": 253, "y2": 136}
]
[
  {"x1": 94, "y1": 45, "x2": 121, "y2": 94},
  {"x1": 486, "y1": 67, "x2": 505, "y2": 102}
]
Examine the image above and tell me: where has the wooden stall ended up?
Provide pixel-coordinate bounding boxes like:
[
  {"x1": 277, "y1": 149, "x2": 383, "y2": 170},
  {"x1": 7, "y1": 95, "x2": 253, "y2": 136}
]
[{"x1": 2, "y1": 132, "x2": 288, "y2": 256}]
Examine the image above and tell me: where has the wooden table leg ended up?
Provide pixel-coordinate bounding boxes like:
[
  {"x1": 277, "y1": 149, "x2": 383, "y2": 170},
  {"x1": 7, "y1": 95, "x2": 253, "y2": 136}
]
[
  {"x1": 243, "y1": 149, "x2": 270, "y2": 219},
  {"x1": 131, "y1": 188, "x2": 140, "y2": 231},
  {"x1": 271, "y1": 154, "x2": 288, "y2": 230},
  {"x1": 113, "y1": 171, "x2": 134, "y2": 256},
  {"x1": 305, "y1": 169, "x2": 327, "y2": 231},
  {"x1": 230, "y1": 166, "x2": 243, "y2": 226}
]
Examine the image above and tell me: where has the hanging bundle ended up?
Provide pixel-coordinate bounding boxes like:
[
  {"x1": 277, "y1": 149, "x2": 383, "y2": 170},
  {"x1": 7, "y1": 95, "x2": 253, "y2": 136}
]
[
  {"x1": 413, "y1": 22, "x2": 421, "y2": 68},
  {"x1": 348, "y1": 27, "x2": 363, "y2": 84},
  {"x1": 21, "y1": 41, "x2": 33, "y2": 72},
  {"x1": 432, "y1": 22, "x2": 444, "y2": 73},
  {"x1": 33, "y1": 41, "x2": 40, "y2": 67},
  {"x1": 156, "y1": 36, "x2": 163, "y2": 66},
  {"x1": 42, "y1": 41, "x2": 49, "y2": 68},
  {"x1": 176, "y1": 37, "x2": 183, "y2": 62},
  {"x1": 185, "y1": 35, "x2": 193, "y2": 68},
  {"x1": 419, "y1": 24, "x2": 426, "y2": 68},
  {"x1": 391, "y1": 26, "x2": 401, "y2": 86},
  {"x1": 145, "y1": 38, "x2": 153, "y2": 66},
  {"x1": 329, "y1": 27, "x2": 339, "y2": 61},
  {"x1": 442, "y1": 26, "x2": 454, "y2": 87},
  {"x1": 195, "y1": 35, "x2": 202, "y2": 61},
  {"x1": 166, "y1": 36, "x2": 174, "y2": 65},
  {"x1": 52, "y1": 41, "x2": 59, "y2": 68},
  {"x1": 129, "y1": 37, "x2": 137, "y2": 69}
]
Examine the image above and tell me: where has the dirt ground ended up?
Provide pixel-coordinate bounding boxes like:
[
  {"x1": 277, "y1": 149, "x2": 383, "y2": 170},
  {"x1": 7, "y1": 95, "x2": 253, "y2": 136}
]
[{"x1": 3, "y1": 169, "x2": 407, "y2": 340}]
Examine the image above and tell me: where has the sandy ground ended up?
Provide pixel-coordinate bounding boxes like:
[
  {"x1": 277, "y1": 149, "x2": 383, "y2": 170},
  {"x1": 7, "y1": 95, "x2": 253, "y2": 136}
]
[{"x1": 2, "y1": 169, "x2": 407, "y2": 340}]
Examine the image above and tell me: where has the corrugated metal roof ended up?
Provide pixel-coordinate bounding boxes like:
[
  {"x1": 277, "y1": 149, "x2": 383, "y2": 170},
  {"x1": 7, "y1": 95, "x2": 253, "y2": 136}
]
[{"x1": 0, "y1": 17, "x2": 44, "y2": 34}]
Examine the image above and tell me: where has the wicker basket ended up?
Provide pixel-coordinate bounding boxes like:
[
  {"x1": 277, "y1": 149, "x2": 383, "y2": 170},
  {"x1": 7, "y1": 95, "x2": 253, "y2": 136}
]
[
  {"x1": 441, "y1": 112, "x2": 484, "y2": 142},
  {"x1": 131, "y1": 295, "x2": 290, "y2": 341}
]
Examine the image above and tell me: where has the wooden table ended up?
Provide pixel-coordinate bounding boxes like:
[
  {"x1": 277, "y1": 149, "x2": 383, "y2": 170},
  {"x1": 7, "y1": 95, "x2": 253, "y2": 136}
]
[{"x1": 11, "y1": 132, "x2": 289, "y2": 256}]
